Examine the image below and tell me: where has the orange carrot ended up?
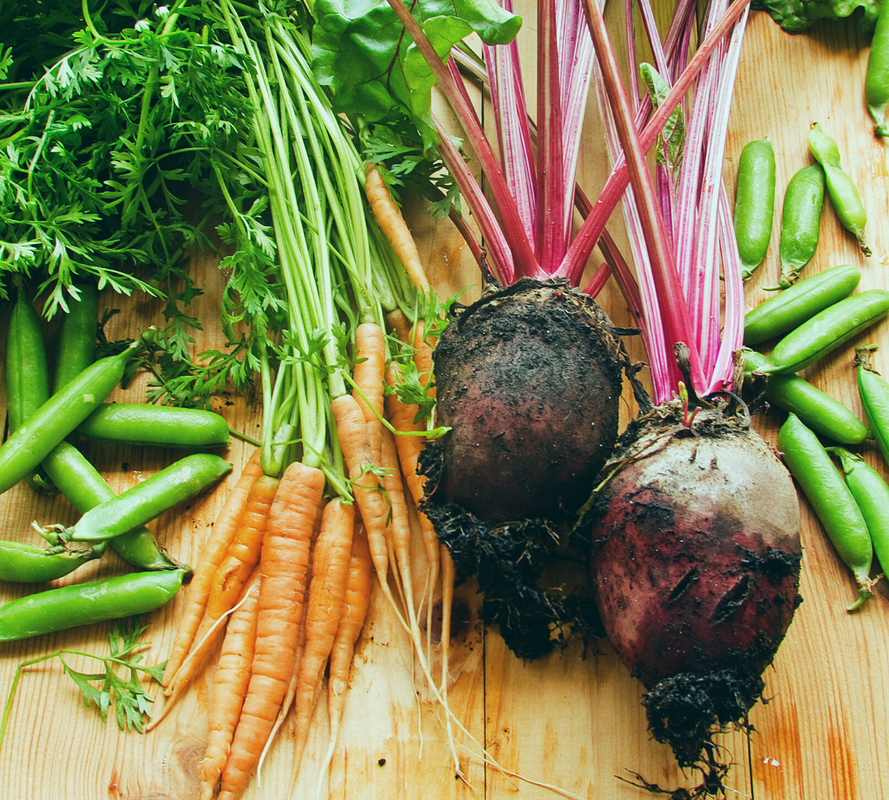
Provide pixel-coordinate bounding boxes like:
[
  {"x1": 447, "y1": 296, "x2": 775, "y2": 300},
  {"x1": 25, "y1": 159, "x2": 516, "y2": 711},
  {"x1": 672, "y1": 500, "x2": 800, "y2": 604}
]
[
  {"x1": 217, "y1": 461, "x2": 326, "y2": 800},
  {"x1": 316, "y1": 520, "x2": 372, "y2": 796},
  {"x1": 162, "y1": 450, "x2": 264, "y2": 688},
  {"x1": 410, "y1": 317, "x2": 436, "y2": 397},
  {"x1": 199, "y1": 575, "x2": 261, "y2": 800},
  {"x1": 290, "y1": 497, "x2": 355, "y2": 784},
  {"x1": 364, "y1": 163, "x2": 430, "y2": 293},
  {"x1": 164, "y1": 473, "x2": 280, "y2": 704}
]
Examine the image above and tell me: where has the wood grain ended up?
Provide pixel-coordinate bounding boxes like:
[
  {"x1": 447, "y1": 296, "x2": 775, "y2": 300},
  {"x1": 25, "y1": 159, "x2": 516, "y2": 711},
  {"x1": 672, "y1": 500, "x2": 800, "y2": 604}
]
[{"x1": 0, "y1": 5, "x2": 887, "y2": 800}]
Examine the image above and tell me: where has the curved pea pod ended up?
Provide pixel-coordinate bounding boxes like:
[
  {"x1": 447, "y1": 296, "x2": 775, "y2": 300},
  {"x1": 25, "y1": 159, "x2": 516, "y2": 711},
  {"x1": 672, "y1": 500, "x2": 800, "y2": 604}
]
[
  {"x1": 808, "y1": 123, "x2": 871, "y2": 256},
  {"x1": 778, "y1": 414, "x2": 874, "y2": 610},
  {"x1": 744, "y1": 263, "x2": 861, "y2": 346},
  {"x1": 830, "y1": 448, "x2": 889, "y2": 584},
  {"x1": 58, "y1": 453, "x2": 231, "y2": 543},
  {"x1": 0, "y1": 569, "x2": 186, "y2": 642},
  {"x1": 763, "y1": 289, "x2": 889, "y2": 375},
  {"x1": 856, "y1": 344, "x2": 889, "y2": 465},
  {"x1": 733, "y1": 137, "x2": 776, "y2": 280},
  {"x1": 0, "y1": 540, "x2": 100, "y2": 584},
  {"x1": 777, "y1": 165, "x2": 825, "y2": 289},
  {"x1": 76, "y1": 403, "x2": 231, "y2": 450},
  {"x1": 0, "y1": 338, "x2": 142, "y2": 495},
  {"x1": 42, "y1": 441, "x2": 186, "y2": 571},
  {"x1": 866, "y1": 0, "x2": 889, "y2": 138},
  {"x1": 744, "y1": 349, "x2": 869, "y2": 445}
]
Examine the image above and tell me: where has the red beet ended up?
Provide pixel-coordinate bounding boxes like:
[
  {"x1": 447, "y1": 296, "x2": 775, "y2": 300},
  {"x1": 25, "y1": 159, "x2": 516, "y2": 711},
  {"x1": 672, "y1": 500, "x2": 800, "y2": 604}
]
[{"x1": 586, "y1": 398, "x2": 802, "y2": 771}]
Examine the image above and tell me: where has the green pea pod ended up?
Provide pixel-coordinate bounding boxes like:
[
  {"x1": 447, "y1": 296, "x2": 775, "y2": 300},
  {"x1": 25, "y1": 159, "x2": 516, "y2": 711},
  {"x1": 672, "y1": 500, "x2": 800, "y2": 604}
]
[
  {"x1": 0, "y1": 569, "x2": 186, "y2": 642},
  {"x1": 77, "y1": 404, "x2": 231, "y2": 450},
  {"x1": 808, "y1": 124, "x2": 870, "y2": 256},
  {"x1": 778, "y1": 414, "x2": 874, "y2": 610},
  {"x1": 744, "y1": 263, "x2": 861, "y2": 346},
  {"x1": 60, "y1": 453, "x2": 231, "y2": 543},
  {"x1": 763, "y1": 289, "x2": 889, "y2": 375},
  {"x1": 744, "y1": 349, "x2": 869, "y2": 445},
  {"x1": 6, "y1": 288, "x2": 50, "y2": 433},
  {"x1": 856, "y1": 344, "x2": 889, "y2": 465},
  {"x1": 777, "y1": 165, "x2": 825, "y2": 288},
  {"x1": 51, "y1": 282, "x2": 98, "y2": 394},
  {"x1": 0, "y1": 338, "x2": 142, "y2": 495},
  {"x1": 866, "y1": 0, "x2": 889, "y2": 137},
  {"x1": 41, "y1": 441, "x2": 186, "y2": 571},
  {"x1": 0, "y1": 540, "x2": 100, "y2": 583},
  {"x1": 733, "y1": 137, "x2": 776, "y2": 280},
  {"x1": 829, "y1": 448, "x2": 889, "y2": 586}
]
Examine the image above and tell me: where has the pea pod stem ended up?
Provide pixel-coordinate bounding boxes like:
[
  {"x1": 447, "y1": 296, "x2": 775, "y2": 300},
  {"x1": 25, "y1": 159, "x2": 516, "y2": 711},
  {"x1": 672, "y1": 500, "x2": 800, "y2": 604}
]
[{"x1": 778, "y1": 413, "x2": 874, "y2": 611}]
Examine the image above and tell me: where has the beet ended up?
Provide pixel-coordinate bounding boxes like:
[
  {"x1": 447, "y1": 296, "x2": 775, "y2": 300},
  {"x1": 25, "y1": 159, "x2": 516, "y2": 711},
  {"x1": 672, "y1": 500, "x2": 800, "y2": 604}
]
[
  {"x1": 430, "y1": 277, "x2": 625, "y2": 522},
  {"x1": 584, "y1": 397, "x2": 802, "y2": 774}
]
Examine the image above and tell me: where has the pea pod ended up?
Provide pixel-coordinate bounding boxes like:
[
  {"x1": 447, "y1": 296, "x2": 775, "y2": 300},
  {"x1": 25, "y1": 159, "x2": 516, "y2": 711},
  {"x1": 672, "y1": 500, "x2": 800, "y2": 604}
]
[
  {"x1": 829, "y1": 448, "x2": 889, "y2": 584},
  {"x1": 762, "y1": 289, "x2": 889, "y2": 375},
  {"x1": 0, "y1": 540, "x2": 100, "y2": 583},
  {"x1": 6, "y1": 287, "x2": 50, "y2": 434},
  {"x1": 808, "y1": 123, "x2": 870, "y2": 256},
  {"x1": 0, "y1": 338, "x2": 142, "y2": 495},
  {"x1": 733, "y1": 137, "x2": 776, "y2": 280},
  {"x1": 866, "y1": 0, "x2": 889, "y2": 137},
  {"x1": 41, "y1": 441, "x2": 186, "y2": 571},
  {"x1": 777, "y1": 164, "x2": 825, "y2": 288},
  {"x1": 744, "y1": 263, "x2": 861, "y2": 346},
  {"x1": 59, "y1": 453, "x2": 231, "y2": 543},
  {"x1": 744, "y1": 349, "x2": 869, "y2": 445},
  {"x1": 855, "y1": 344, "x2": 889, "y2": 466},
  {"x1": 777, "y1": 413, "x2": 874, "y2": 610},
  {"x1": 77, "y1": 404, "x2": 231, "y2": 450},
  {"x1": 0, "y1": 569, "x2": 186, "y2": 642},
  {"x1": 51, "y1": 282, "x2": 98, "y2": 394}
]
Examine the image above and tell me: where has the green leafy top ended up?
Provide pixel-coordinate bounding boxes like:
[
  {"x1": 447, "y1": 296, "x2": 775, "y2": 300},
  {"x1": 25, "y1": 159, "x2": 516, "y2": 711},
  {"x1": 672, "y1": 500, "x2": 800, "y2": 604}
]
[{"x1": 752, "y1": 0, "x2": 881, "y2": 33}]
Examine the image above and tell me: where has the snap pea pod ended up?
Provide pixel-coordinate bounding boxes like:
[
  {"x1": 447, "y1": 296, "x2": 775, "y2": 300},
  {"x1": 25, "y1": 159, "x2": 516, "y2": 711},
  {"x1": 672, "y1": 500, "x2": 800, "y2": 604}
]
[
  {"x1": 6, "y1": 288, "x2": 50, "y2": 434},
  {"x1": 761, "y1": 289, "x2": 889, "y2": 375},
  {"x1": 51, "y1": 282, "x2": 98, "y2": 394},
  {"x1": 808, "y1": 123, "x2": 871, "y2": 256},
  {"x1": 41, "y1": 441, "x2": 186, "y2": 571},
  {"x1": 856, "y1": 344, "x2": 889, "y2": 465},
  {"x1": 0, "y1": 569, "x2": 186, "y2": 642},
  {"x1": 778, "y1": 413, "x2": 874, "y2": 611},
  {"x1": 744, "y1": 263, "x2": 861, "y2": 346},
  {"x1": 0, "y1": 540, "x2": 99, "y2": 583},
  {"x1": 866, "y1": 0, "x2": 889, "y2": 137},
  {"x1": 733, "y1": 137, "x2": 776, "y2": 281},
  {"x1": 829, "y1": 447, "x2": 889, "y2": 583},
  {"x1": 77, "y1": 404, "x2": 231, "y2": 450},
  {"x1": 777, "y1": 165, "x2": 825, "y2": 289},
  {"x1": 59, "y1": 453, "x2": 231, "y2": 543},
  {"x1": 744, "y1": 349, "x2": 869, "y2": 445},
  {"x1": 0, "y1": 338, "x2": 142, "y2": 495}
]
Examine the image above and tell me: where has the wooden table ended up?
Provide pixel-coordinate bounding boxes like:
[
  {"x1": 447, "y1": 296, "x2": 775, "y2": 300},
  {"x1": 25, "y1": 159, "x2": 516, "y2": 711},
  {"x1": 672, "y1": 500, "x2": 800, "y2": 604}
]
[{"x1": 0, "y1": 5, "x2": 887, "y2": 799}]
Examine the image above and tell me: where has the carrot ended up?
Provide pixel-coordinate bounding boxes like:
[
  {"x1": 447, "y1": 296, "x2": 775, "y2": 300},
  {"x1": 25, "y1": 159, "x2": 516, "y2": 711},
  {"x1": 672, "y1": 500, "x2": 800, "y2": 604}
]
[
  {"x1": 164, "y1": 473, "x2": 280, "y2": 705},
  {"x1": 364, "y1": 163, "x2": 430, "y2": 293},
  {"x1": 290, "y1": 497, "x2": 355, "y2": 786},
  {"x1": 315, "y1": 520, "x2": 372, "y2": 798},
  {"x1": 162, "y1": 450, "x2": 265, "y2": 688},
  {"x1": 216, "y1": 461, "x2": 326, "y2": 800},
  {"x1": 353, "y1": 321, "x2": 387, "y2": 452},
  {"x1": 199, "y1": 575, "x2": 261, "y2": 800}
]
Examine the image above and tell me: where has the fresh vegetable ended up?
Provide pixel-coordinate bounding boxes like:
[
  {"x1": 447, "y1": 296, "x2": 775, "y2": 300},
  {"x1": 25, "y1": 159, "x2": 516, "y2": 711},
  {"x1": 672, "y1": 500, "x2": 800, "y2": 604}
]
[
  {"x1": 778, "y1": 413, "x2": 874, "y2": 610},
  {"x1": 761, "y1": 289, "x2": 889, "y2": 374},
  {"x1": 752, "y1": 0, "x2": 880, "y2": 33},
  {"x1": 0, "y1": 338, "x2": 142, "y2": 495},
  {"x1": 856, "y1": 344, "x2": 889, "y2": 464},
  {"x1": 51, "y1": 283, "x2": 99, "y2": 394},
  {"x1": 776, "y1": 165, "x2": 825, "y2": 288},
  {"x1": 866, "y1": 0, "x2": 889, "y2": 137},
  {"x1": 744, "y1": 349, "x2": 870, "y2": 445},
  {"x1": 6, "y1": 287, "x2": 51, "y2": 437},
  {"x1": 744, "y1": 263, "x2": 861, "y2": 346},
  {"x1": 57, "y1": 454, "x2": 232, "y2": 543},
  {"x1": 733, "y1": 137, "x2": 776, "y2": 280},
  {"x1": 0, "y1": 569, "x2": 186, "y2": 642},
  {"x1": 808, "y1": 123, "x2": 870, "y2": 256},
  {"x1": 76, "y1": 404, "x2": 231, "y2": 450},
  {"x1": 0, "y1": 540, "x2": 100, "y2": 584}
]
